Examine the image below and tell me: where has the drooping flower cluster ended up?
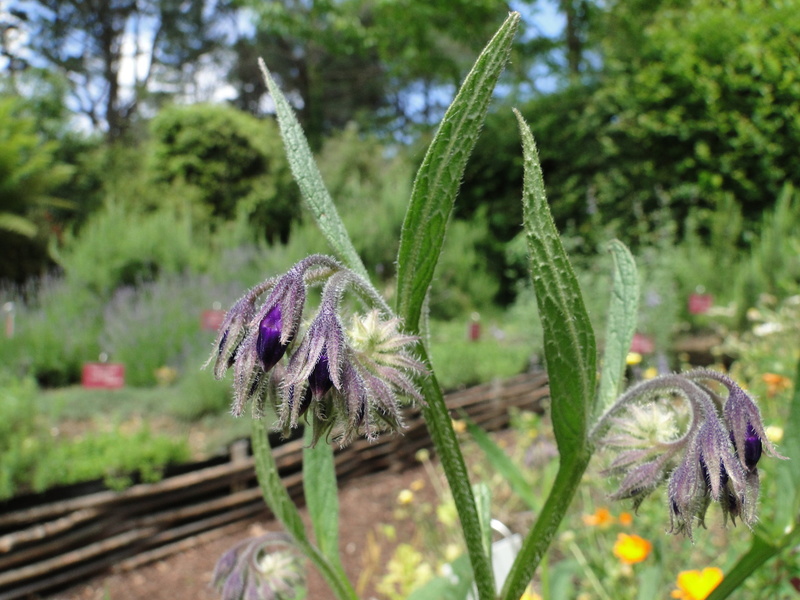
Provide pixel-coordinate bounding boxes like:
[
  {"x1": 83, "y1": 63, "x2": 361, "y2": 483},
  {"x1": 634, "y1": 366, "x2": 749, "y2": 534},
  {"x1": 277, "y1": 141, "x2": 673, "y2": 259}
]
[
  {"x1": 592, "y1": 369, "x2": 785, "y2": 538},
  {"x1": 212, "y1": 532, "x2": 306, "y2": 600},
  {"x1": 207, "y1": 255, "x2": 426, "y2": 444}
]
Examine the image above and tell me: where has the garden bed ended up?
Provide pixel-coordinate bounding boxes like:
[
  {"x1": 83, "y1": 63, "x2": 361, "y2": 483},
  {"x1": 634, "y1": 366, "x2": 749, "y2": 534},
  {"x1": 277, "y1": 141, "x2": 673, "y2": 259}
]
[{"x1": 0, "y1": 372, "x2": 548, "y2": 600}]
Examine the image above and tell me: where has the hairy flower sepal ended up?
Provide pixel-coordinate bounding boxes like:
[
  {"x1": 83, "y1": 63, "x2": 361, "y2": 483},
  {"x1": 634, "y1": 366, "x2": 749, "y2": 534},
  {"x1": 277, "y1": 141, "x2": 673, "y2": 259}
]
[{"x1": 592, "y1": 369, "x2": 786, "y2": 538}]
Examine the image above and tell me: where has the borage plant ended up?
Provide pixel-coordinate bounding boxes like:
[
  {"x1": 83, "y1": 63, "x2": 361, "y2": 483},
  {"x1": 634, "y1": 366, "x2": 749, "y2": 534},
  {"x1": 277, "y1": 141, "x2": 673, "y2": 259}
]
[{"x1": 208, "y1": 12, "x2": 798, "y2": 600}]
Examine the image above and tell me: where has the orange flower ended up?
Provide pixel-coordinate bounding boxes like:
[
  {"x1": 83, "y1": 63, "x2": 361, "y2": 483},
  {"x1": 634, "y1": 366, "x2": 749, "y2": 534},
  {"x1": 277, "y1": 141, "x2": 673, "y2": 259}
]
[
  {"x1": 671, "y1": 567, "x2": 723, "y2": 600},
  {"x1": 582, "y1": 507, "x2": 614, "y2": 527},
  {"x1": 762, "y1": 373, "x2": 792, "y2": 397},
  {"x1": 618, "y1": 512, "x2": 633, "y2": 526},
  {"x1": 612, "y1": 533, "x2": 652, "y2": 564}
]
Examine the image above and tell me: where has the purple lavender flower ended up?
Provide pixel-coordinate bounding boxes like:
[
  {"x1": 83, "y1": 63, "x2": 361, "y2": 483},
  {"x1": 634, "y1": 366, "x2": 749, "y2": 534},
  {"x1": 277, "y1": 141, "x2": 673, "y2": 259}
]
[
  {"x1": 686, "y1": 369, "x2": 785, "y2": 470},
  {"x1": 594, "y1": 369, "x2": 786, "y2": 538}
]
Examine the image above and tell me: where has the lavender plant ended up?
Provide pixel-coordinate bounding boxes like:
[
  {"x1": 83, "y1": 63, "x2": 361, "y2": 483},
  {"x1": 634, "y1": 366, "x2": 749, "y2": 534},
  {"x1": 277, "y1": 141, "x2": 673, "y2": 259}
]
[{"x1": 208, "y1": 12, "x2": 797, "y2": 600}]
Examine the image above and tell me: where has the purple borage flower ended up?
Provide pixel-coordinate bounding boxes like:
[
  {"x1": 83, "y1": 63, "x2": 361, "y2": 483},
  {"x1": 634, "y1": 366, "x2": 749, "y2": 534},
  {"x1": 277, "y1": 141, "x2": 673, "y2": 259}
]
[
  {"x1": 592, "y1": 369, "x2": 786, "y2": 539},
  {"x1": 212, "y1": 532, "x2": 306, "y2": 600},
  {"x1": 207, "y1": 255, "x2": 426, "y2": 444}
]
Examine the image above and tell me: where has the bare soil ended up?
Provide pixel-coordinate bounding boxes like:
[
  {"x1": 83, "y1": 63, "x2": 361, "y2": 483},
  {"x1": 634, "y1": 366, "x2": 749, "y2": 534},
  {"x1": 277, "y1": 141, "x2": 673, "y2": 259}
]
[{"x1": 49, "y1": 463, "x2": 438, "y2": 600}]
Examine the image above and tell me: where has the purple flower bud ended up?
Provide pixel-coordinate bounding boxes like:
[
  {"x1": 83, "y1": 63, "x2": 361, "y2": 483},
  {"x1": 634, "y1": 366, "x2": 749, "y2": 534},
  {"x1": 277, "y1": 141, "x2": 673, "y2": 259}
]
[
  {"x1": 700, "y1": 456, "x2": 729, "y2": 493},
  {"x1": 308, "y1": 353, "x2": 334, "y2": 398},
  {"x1": 743, "y1": 424, "x2": 763, "y2": 470},
  {"x1": 256, "y1": 306, "x2": 290, "y2": 372}
]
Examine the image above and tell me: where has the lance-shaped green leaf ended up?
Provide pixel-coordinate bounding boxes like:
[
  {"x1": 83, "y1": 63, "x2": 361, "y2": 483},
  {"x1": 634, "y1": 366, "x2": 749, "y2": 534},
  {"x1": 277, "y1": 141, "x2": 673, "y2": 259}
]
[
  {"x1": 395, "y1": 12, "x2": 520, "y2": 332},
  {"x1": 251, "y1": 418, "x2": 308, "y2": 543},
  {"x1": 393, "y1": 14, "x2": 519, "y2": 600},
  {"x1": 596, "y1": 240, "x2": 639, "y2": 417},
  {"x1": 258, "y1": 58, "x2": 368, "y2": 282},
  {"x1": 500, "y1": 111, "x2": 596, "y2": 600},
  {"x1": 514, "y1": 108, "x2": 597, "y2": 453},
  {"x1": 705, "y1": 534, "x2": 784, "y2": 600}
]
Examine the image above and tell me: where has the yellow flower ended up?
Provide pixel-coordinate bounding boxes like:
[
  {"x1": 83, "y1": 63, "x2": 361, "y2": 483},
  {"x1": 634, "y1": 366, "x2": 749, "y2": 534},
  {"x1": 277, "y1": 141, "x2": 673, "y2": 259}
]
[
  {"x1": 410, "y1": 478, "x2": 426, "y2": 492},
  {"x1": 765, "y1": 425, "x2": 784, "y2": 443},
  {"x1": 643, "y1": 366, "x2": 659, "y2": 380},
  {"x1": 582, "y1": 507, "x2": 614, "y2": 527},
  {"x1": 451, "y1": 419, "x2": 467, "y2": 434},
  {"x1": 441, "y1": 543, "x2": 461, "y2": 563},
  {"x1": 671, "y1": 567, "x2": 723, "y2": 600},
  {"x1": 612, "y1": 533, "x2": 652, "y2": 564},
  {"x1": 626, "y1": 352, "x2": 643, "y2": 366},
  {"x1": 397, "y1": 489, "x2": 414, "y2": 505},
  {"x1": 520, "y1": 586, "x2": 542, "y2": 600}
]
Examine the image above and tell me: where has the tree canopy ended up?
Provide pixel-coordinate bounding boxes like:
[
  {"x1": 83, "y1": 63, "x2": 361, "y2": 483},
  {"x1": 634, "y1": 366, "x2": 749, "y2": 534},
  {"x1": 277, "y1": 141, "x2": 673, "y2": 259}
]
[
  {"x1": 463, "y1": 0, "x2": 800, "y2": 248},
  {"x1": 3, "y1": 0, "x2": 235, "y2": 142}
]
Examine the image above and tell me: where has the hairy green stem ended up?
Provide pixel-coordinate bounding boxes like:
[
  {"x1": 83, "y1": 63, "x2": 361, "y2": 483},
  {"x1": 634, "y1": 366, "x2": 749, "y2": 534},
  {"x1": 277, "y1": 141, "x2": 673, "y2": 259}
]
[
  {"x1": 417, "y1": 344, "x2": 496, "y2": 600},
  {"x1": 500, "y1": 451, "x2": 591, "y2": 600},
  {"x1": 251, "y1": 418, "x2": 357, "y2": 600},
  {"x1": 706, "y1": 534, "x2": 781, "y2": 599}
]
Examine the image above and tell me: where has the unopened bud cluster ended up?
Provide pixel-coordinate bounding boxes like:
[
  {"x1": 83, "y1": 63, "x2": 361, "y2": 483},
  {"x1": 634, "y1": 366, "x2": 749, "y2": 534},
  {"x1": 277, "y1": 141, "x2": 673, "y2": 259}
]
[
  {"x1": 212, "y1": 532, "x2": 305, "y2": 600},
  {"x1": 593, "y1": 369, "x2": 785, "y2": 538},
  {"x1": 208, "y1": 255, "x2": 426, "y2": 445}
]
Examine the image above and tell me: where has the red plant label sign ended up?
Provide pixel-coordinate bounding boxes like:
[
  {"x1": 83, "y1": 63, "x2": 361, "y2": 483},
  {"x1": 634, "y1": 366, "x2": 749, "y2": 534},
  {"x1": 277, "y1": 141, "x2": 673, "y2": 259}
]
[
  {"x1": 201, "y1": 309, "x2": 226, "y2": 331},
  {"x1": 688, "y1": 293, "x2": 714, "y2": 315},
  {"x1": 82, "y1": 363, "x2": 125, "y2": 389}
]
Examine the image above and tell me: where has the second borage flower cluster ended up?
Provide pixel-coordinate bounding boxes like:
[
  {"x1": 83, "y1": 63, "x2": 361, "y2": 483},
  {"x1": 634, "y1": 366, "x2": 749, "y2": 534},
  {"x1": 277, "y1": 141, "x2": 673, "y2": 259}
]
[
  {"x1": 208, "y1": 254, "x2": 426, "y2": 445},
  {"x1": 592, "y1": 369, "x2": 785, "y2": 538}
]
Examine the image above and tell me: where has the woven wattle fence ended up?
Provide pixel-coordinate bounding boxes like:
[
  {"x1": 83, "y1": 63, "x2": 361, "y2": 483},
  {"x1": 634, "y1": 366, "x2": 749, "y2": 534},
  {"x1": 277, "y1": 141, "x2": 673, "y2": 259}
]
[{"x1": 0, "y1": 371, "x2": 548, "y2": 600}]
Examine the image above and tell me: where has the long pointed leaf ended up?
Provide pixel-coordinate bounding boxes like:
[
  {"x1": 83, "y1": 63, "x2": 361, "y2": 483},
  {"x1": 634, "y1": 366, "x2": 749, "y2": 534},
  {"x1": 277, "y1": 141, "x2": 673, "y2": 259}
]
[
  {"x1": 500, "y1": 110, "x2": 596, "y2": 600},
  {"x1": 596, "y1": 240, "x2": 639, "y2": 416},
  {"x1": 258, "y1": 59, "x2": 368, "y2": 281},
  {"x1": 514, "y1": 108, "x2": 596, "y2": 453},
  {"x1": 395, "y1": 12, "x2": 520, "y2": 331},
  {"x1": 705, "y1": 534, "x2": 782, "y2": 600},
  {"x1": 251, "y1": 418, "x2": 308, "y2": 543},
  {"x1": 394, "y1": 14, "x2": 520, "y2": 600}
]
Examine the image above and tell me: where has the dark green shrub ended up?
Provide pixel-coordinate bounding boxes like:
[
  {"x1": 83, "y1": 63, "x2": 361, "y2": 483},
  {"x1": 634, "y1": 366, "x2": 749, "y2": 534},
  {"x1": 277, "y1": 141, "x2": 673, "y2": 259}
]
[{"x1": 149, "y1": 103, "x2": 300, "y2": 243}]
